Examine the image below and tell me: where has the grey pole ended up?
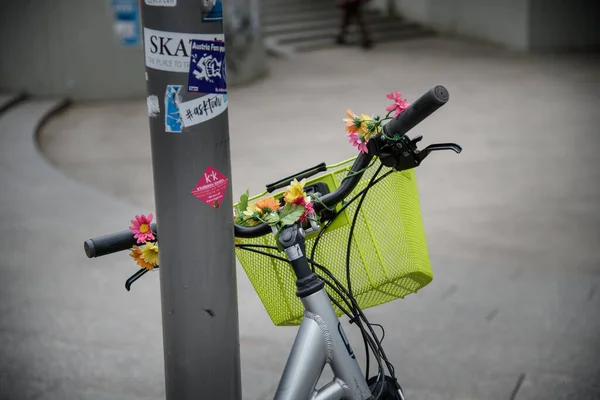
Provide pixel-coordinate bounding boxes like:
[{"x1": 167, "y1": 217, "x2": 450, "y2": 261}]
[{"x1": 139, "y1": 1, "x2": 241, "y2": 399}]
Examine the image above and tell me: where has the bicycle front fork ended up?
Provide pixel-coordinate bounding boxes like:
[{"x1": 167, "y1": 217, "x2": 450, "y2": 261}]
[{"x1": 273, "y1": 224, "x2": 373, "y2": 400}]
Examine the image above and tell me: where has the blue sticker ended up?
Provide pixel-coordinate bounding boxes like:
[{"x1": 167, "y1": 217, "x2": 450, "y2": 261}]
[
  {"x1": 111, "y1": 0, "x2": 141, "y2": 46},
  {"x1": 201, "y1": 0, "x2": 223, "y2": 23},
  {"x1": 165, "y1": 85, "x2": 183, "y2": 133},
  {"x1": 187, "y1": 40, "x2": 227, "y2": 94}
]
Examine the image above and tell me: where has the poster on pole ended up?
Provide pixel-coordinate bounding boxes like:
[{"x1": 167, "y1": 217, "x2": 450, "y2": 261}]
[
  {"x1": 110, "y1": 0, "x2": 141, "y2": 46},
  {"x1": 201, "y1": 0, "x2": 223, "y2": 23},
  {"x1": 187, "y1": 40, "x2": 227, "y2": 94}
]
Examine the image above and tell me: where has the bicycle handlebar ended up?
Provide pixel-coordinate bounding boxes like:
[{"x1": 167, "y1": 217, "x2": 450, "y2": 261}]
[
  {"x1": 383, "y1": 85, "x2": 449, "y2": 138},
  {"x1": 84, "y1": 85, "x2": 450, "y2": 257}
]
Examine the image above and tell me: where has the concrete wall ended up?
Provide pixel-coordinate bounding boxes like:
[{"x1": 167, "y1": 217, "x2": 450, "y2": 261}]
[
  {"x1": 0, "y1": 0, "x2": 266, "y2": 101},
  {"x1": 529, "y1": 0, "x2": 600, "y2": 52},
  {"x1": 373, "y1": 0, "x2": 600, "y2": 52}
]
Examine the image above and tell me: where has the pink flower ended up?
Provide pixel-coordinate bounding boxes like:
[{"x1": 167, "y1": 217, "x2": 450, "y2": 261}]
[
  {"x1": 347, "y1": 131, "x2": 369, "y2": 154},
  {"x1": 290, "y1": 196, "x2": 315, "y2": 223},
  {"x1": 129, "y1": 214, "x2": 155, "y2": 244},
  {"x1": 386, "y1": 91, "x2": 410, "y2": 118}
]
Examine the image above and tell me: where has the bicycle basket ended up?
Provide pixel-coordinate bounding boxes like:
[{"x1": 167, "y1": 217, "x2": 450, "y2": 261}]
[{"x1": 234, "y1": 157, "x2": 432, "y2": 326}]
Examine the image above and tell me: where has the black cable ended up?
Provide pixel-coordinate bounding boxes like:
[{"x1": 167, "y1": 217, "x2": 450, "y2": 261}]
[
  {"x1": 235, "y1": 243, "x2": 356, "y2": 315},
  {"x1": 371, "y1": 323, "x2": 385, "y2": 344},
  {"x1": 338, "y1": 162, "x2": 407, "y2": 398},
  {"x1": 237, "y1": 243, "x2": 389, "y2": 397},
  {"x1": 235, "y1": 245, "x2": 388, "y2": 381},
  {"x1": 341, "y1": 163, "x2": 388, "y2": 399},
  {"x1": 345, "y1": 163, "x2": 385, "y2": 297},
  {"x1": 362, "y1": 332, "x2": 370, "y2": 380},
  {"x1": 305, "y1": 162, "x2": 396, "y2": 397},
  {"x1": 236, "y1": 163, "x2": 401, "y2": 398},
  {"x1": 310, "y1": 169, "x2": 394, "y2": 266},
  {"x1": 235, "y1": 244, "x2": 355, "y2": 318}
]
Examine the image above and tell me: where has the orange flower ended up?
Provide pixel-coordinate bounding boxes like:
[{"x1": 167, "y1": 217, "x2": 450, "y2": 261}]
[
  {"x1": 130, "y1": 245, "x2": 155, "y2": 270},
  {"x1": 254, "y1": 196, "x2": 280, "y2": 214},
  {"x1": 343, "y1": 109, "x2": 361, "y2": 134}
]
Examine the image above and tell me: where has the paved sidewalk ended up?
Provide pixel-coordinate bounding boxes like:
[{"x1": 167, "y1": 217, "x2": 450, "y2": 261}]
[{"x1": 2, "y1": 37, "x2": 599, "y2": 399}]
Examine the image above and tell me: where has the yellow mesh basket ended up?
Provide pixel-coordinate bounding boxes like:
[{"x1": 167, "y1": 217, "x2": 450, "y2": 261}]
[{"x1": 235, "y1": 157, "x2": 432, "y2": 326}]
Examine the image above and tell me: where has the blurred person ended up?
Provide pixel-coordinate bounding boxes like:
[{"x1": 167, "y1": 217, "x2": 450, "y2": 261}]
[{"x1": 336, "y1": 0, "x2": 373, "y2": 49}]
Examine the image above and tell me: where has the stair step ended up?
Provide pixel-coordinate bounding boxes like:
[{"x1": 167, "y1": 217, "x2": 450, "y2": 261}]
[
  {"x1": 261, "y1": 0, "x2": 323, "y2": 7},
  {"x1": 275, "y1": 20, "x2": 422, "y2": 45},
  {"x1": 264, "y1": 13, "x2": 399, "y2": 35},
  {"x1": 293, "y1": 29, "x2": 436, "y2": 52},
  {"x1": 261, "y1": 13, "x2": 346, "y2": 30},
  {"x1": 262, "y1": 8, "x2": 342, "y2": 25},
  {"x1": 260, "y1": 0, "x2": 434, "y2": 55},
  {"x1": 261, "y1": 1, "x2": 337, "y2": 16}
]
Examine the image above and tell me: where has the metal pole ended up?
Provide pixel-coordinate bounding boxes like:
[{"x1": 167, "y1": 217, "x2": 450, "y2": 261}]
[{"x1": 139, "y1": 1, "x2": 241, "y2": 399}]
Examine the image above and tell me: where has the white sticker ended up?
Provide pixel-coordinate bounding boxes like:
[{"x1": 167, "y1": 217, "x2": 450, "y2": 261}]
[
  {"x1": 144, "y1": 28, "x2": 224, "y2": 73},
  {"x1": 284, "y1": 244, "x2": 303, "y2": 261},
  {"x1": 147, "y1": 95, "x2": 160, "y2": 117},
  {"x1": 178, "y1": 94, "x2": 228, "y2": 128},
  {"x1": 145, "y1": 0, "x2": 176, "y2": 6}
]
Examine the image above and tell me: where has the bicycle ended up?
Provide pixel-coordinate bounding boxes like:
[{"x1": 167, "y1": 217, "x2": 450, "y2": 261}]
[{"x1": 84, "y1": 85, "x2": 462, "y2": 400}]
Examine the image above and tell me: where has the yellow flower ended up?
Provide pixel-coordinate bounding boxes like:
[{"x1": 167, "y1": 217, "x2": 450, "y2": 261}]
[
  {"x1": 284, "y1": 178, "x2": 307, "y2": 203},
  {"x1": 130, "y1": 245, "x2": 155, "y2": 270},
  {"x1": 254, "y1": 196, "x2": 280, "y2": 214},
  {"x1": 243, "y1": 203, "x2": 259, "y2": 217},
  {"x1": 140, "y1": 242, "x2": 159, "y2": 268},
  {"x1": 240, "y1": 203, "x2": 261, "y2": 226},
  {"x1": 359, "y1": 114, "x2": 380, "y2": 140}
]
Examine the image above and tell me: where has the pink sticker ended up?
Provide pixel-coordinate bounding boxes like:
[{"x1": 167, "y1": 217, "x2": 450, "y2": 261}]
[{"x1": 191, "y1": 166, "x2": 228, "y2": 209}]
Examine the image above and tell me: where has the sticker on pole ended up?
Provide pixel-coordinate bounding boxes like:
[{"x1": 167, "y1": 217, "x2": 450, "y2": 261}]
[
  {"x1": 201, "y1": 0, "x2": 223, "y2": 23},
  {"x1": 179, "y1": 94, "x2": 228, "y2": 128},
  {"x1": 145, "y1": 0, "x2": 176, "y2": 6},
  {"x1": 111, "y1": 0, "x2": 141, "y2": 46},
  {"x1": 144, "y1": 28, "x2": 224, "y2": 73},
  {"x1": 165, "y1": 85, "x2": 183, "y2": 133},
  {"x1": 187, "y1": 40, "x2": 227, "y2": 94},
  {"x1": 192, "y1": 166, "x2": 228, "y2": 209}
]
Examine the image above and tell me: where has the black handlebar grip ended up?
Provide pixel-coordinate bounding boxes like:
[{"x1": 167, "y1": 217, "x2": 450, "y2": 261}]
[
  {"x1": 383, "y1": 85, "x2": 449, "y2": 137},
  {"x1": 84, "y1": 222, "x2": 157, "y2": 258}
]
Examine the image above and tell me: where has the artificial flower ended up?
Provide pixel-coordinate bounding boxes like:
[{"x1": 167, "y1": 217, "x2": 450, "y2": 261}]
[
  {"x1": 386, "y1": 91, "x2": 410, "y2": 118},
  {"x1": 130, "y1": 245, "x2": 155, "y2": 270},
  {"x1": 347, "y1": 131, "x2": 369, "y2": 153},
  {"x1": 254, "y1": 196, "x2": 281, "y2": 214},
  {"x1": 284, "y1": 178, "x2": 307, "y2": 203},
  {"x1": 343, "y1": 109, "x2": 362, "y2": 134},
  {"x1": 243, "y1": 203, "x2": 260, "y2": 217},
  {"x1": 239, "y1": 203, "x2": 261, "y2": 226},
  {"x1": 359, "y1": 114, "x2": 380, "y2": 139},
  {"x1": 300, "y1": 200, "x2": 315, "y2": 223},
  {"x1": 129, "y1": 214, "x2": 155, "y2": 244},
  {"x1": 288, "y1": 195, "x2": 315, "y2": 223},
  {"x1": 140, "y1": 242, "x2": 159, "y2": 267}
]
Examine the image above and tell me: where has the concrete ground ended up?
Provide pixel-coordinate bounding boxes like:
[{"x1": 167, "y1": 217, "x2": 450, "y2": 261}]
[{"x1": 2, "y1": 37, "x2": 599, "y2": 399}]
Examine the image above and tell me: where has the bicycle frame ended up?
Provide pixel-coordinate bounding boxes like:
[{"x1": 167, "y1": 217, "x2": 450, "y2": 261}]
[{"x1": 272, "y1": 224, "x2": 373, "y2": 400}]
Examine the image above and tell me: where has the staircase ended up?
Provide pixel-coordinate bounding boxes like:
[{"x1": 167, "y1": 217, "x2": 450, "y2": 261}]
[{"x1": 261, "y1": 0, "x2": 434, "y2": 54}]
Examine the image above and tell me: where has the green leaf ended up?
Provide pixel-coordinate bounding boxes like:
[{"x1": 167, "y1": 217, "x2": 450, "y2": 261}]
[
  {"x1": 237, "y1": 190, "x2": 249, "y2": 214},
  {"x1": 279, "y1": 204, "x2": 305, "y2": 226},
  {"x1": 274, "y1": 228, "x2": 284, "y2": 251},
  {"x1": 266, "y1": 213, "x2": 280, "y2": 226}
]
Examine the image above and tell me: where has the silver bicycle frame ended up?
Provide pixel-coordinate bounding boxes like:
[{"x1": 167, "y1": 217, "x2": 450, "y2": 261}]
[
  {"x1": 272, "y1": 223, "x2": 373, "y2": 400},
  {"x1": 273, "y1": 287, "x2": 372, "y2": 400}
]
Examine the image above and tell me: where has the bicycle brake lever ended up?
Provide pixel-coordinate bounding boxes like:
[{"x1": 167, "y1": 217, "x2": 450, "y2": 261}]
[
  {"x1": 415, "y1": 143, "x2": 462, "y2": 163},
  {"x1": 125, "y1": 266, "x2": 157, "y2": 291},
  {"x1": 410, "y1": 134, "x2": 423, "y2": 145}
]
